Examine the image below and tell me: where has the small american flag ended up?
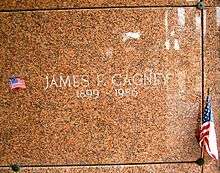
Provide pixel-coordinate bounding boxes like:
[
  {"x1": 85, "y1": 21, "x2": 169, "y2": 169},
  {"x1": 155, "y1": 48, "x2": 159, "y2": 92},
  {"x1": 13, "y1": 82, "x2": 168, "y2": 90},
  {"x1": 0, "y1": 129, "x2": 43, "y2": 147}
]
[
  {"x1": 199, "y1": 96, "x2": 219, "y2": 160},
  {"x1": 9, "y1": 77, "x2": 26, "y2": 89}
]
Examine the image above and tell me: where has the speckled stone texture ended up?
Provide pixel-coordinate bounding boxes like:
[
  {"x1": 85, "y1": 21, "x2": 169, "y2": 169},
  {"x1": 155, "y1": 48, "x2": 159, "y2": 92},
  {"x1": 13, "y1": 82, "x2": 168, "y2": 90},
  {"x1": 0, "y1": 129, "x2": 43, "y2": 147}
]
[
  {"x1": 0, "y1": 164, "x2": 201, "y2": 173},
  {"x1": 206, "y1": 0, "x2": 220, "y2": 7},
  {"x1": 0, "y1": 8, "x2": 202, "y2": 165},
  {"x1": 0, "y1": 0, "x2": 202, "y2": 11},
  {"x1": 0, "y1": 0, "x2": 219, "y2": 11},
  {"x1": 203, "y1": 7, "x2": 220, "y2": 173}
]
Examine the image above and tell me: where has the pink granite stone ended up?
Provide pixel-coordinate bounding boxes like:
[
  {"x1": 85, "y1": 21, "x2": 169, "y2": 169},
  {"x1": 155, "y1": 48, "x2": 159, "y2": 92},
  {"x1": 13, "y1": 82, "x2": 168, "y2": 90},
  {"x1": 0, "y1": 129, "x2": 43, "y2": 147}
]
[
  {"x1": 205, "y1": 0, "x2": 220, "y2": 7},
  {"x1": 0, "y1": 0, "x2": 219, "y2": 11},
  {"x1": 0, "y1": 0, "x2": 200, "y2": 11},
  {"x1": 0, "y1": 7, "x2": 202, "y2": 165},
  {"x1": 203, "y1": 6, "x2": 220, "y2": 173},
  {"x1": 0, "y1": 163, "x2": 201, "y2": 173}
]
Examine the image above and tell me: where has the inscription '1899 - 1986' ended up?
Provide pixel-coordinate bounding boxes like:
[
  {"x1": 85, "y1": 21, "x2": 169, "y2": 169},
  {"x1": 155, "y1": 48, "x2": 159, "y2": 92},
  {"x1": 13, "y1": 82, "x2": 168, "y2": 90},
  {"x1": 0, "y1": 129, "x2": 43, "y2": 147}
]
[{"x1": 44, "y1": 69, "x2": 173, "y2": 99}]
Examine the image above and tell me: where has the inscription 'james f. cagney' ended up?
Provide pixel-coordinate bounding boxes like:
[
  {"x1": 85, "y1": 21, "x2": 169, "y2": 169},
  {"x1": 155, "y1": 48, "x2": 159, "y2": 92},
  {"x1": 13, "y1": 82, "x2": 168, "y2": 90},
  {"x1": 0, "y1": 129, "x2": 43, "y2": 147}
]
[{"x1": 44, "y1": 68, "x2": 173, "y2": 99}]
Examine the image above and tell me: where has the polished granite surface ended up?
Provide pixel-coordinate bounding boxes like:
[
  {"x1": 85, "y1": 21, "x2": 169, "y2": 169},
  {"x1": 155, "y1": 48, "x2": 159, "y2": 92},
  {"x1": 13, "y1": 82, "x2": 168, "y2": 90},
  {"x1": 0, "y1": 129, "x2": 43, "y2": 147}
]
[
  {"x1": 0, "y1": 1, "x2": 219, "y2": 173},
  {"x1": 0, "y1": 8, "x2": 202, "y2": 165},
  {"x1": 203, "y1": 6, "x2": 220, "y2": 173},
  {"x1": 0, "y1": 163, "x2": 201, "y2": 173},
  {"x1": 0, "y1": 0, "x2": 200, "y2": 10}
]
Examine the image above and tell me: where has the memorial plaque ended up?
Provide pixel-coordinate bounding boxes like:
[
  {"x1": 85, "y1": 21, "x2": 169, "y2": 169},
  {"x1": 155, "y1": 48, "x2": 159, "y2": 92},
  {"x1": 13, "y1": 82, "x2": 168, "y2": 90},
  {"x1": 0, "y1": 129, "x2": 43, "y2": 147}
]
[{"x1": 0, "y1": 7, "x2": 202, "y2": 165}]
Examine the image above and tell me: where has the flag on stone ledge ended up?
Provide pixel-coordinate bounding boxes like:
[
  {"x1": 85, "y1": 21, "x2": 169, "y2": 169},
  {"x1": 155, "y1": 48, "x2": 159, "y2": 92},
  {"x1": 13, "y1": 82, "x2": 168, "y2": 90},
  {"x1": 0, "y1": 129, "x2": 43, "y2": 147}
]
[
  {"x1": 199, "y1": 95, "x2": 219, "y2": 160},
  {"x1": 9, "y1": 76, "x2": 26, "y2": 90}
]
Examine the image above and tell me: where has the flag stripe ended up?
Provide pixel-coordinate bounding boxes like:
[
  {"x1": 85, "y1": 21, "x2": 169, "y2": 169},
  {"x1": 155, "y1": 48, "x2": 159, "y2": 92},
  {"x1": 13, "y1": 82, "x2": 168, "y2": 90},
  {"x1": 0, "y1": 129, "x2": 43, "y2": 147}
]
[
  {"x1": 199, "y1": 96, "x2": 218, "y2": 160},
  {"x1": 200, "y1": 123, "x2": 210, "y2": 131}
]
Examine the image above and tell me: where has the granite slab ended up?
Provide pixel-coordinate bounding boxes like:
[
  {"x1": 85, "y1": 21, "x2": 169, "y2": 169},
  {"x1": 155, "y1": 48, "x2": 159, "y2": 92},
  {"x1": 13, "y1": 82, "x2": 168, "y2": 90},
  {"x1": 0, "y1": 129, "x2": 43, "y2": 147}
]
[
  {"x1": 0, "y1": 7, "x2": 202, "y2": 165},
  {"x1": 0, "y1": 0, "x2": 202, "y2": 11},
  {"x1": 0, "y1": 163, "x2": 201, "y2": 173},
  {"x1": 203, "y1": 7, "x2": 220, "y2": 173}
]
